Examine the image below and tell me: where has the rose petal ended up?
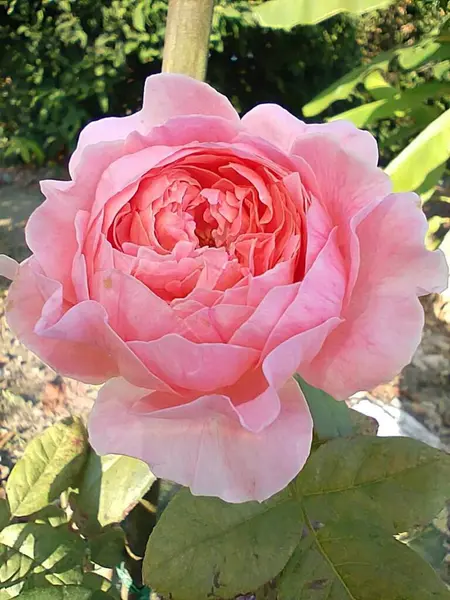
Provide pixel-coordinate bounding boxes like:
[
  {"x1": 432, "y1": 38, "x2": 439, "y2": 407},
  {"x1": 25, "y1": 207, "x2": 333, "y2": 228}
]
[
  {"x1": 142, "y1": 73, "x2": 240, "y2": 128},
  {"x1": 0, "y1": 255, "x2": 19, "y2": 280},
  {"x1": 128, "y1": 336, "x2": 260, "y2": 392},
  {"x1": 88, "y1": 376, "x2": 313, "y2": 502},
  {"x1": 301, "y1": 193, "x2": 448, "y2": 398}
]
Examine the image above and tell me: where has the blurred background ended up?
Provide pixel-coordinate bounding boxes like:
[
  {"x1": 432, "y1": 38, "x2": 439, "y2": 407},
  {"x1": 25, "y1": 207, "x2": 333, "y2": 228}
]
[{"x1": 0, "y1": 0, "x2": 449, "y2": 585}]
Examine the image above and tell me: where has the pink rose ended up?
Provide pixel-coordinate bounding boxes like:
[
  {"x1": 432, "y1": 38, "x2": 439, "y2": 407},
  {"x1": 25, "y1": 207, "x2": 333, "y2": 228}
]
[{"x1": 0, "y1": 74, "x2": 447, "y2": 502}]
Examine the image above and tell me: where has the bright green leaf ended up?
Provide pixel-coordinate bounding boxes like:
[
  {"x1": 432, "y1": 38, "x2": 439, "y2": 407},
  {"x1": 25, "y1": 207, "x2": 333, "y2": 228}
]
[
  {"x1": 132, "y1": 2, "x2": 146, "y2": 32},
  {"x1": 143, "y1": 487, "x2": 304, "y2": 600},
  {"x1": 399, "y1": 39, "x2": 450, "y2": 70},
  {"x1": 89, "y1": 526, "x2": 124, "y2": 568},
  {"x1": 302, "y1": 53, "x2": 392, "y2": 116},
  {"x1": 17, "y1": 588, "x2": 92, "y2": 600},
  {"x1": 0, "y1": 523, "x2": 85, "y2": 593},
  {"x1": 0, "y1": 500, "x2": 10, "y2": 531},
  {"x1": 278, "y1": 519, "x2": 450, "y2": 599},
  {"x1": 253, "y1": 0, "x2": 394, "y2": 29},
  {"x1": 71, "y1": 453, "x2": 155, "y2": 532},
  {"x1": 295, "y1": 436, "x2": 450, "y2": 533},
  {"x1": 386, "y1": 108, "x2": 450, "y2": 193},
  {"x1": 6, "y1": 418, "x2": 88, "y2": 517},
  {"x1": 329, "y1": 82, "x2": 449, "y2": 128},
  {"x1": 363, "y1": 69, "x2": 397, "y2": 100}
]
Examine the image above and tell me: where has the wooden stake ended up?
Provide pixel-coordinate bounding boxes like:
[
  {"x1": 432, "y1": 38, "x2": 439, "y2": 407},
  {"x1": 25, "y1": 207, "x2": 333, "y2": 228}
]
[{"x1": 162, "y1": 0, "x2": 215, "y2": 81}]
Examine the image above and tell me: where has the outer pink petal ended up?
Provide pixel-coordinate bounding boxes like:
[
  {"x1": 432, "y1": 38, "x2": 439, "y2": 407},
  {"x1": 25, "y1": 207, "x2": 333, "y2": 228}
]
[
  {"x1": 305, "y1": 121, "x2": 378, "y2": 166},
  {"x1": 141, "y1": 73, "x2": 240, "y2": 127},
  {"x1": 88, "y1": 376, "x2": 312, "y2": 503},
  {"x1": 242, "y1": 104, "x2": 307, "y2": 152},
  {"x1": 301, "y1": 193, "x2": 448, "y2": 399},
  {"x1": 5, "y1": 259, "x2": 172, "y2": 390},
  {"x1": 70, "y1": 74, "x2": 239, "y2": 177},
  {"x1": 5, "y1": 259, "x2": 117, "y2": 383},
  {"x1": 128, "y1": 336, "x2": 259, "y2": 392},
  {"x1": 0, "y1": 255, "x2": 19, "y2": 280},
  {"x1": 242, "y1": 105, "x2": 378, "y2": 166}
]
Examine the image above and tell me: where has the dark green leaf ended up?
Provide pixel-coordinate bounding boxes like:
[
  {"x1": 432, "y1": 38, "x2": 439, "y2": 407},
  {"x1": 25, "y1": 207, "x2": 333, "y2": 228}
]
[
  {"x1": 407, "y1": 522, "x2": 447, "y2": 571},
  {"x1": 0, "y1": 500, "x2": 10, "y2": 532},
  {"x1": 143, "y1": 488, "x2": 304, "y2": 600},
  {"x1": 296, "y1": 377, "x2": 354, "y2": 441},
  {"x1": 82, "y1": 573, "x2": 119, "y2": 599},
  {"x1": 89, "y1": 526, "x2": 124, "y2": 568},
  {"x1": 33, "y1": 506, "x2": 69, "y2": 528},
  {"x1": 278, "y1": 519, "x2": 450, "y2": 599},
  {"x1": 295, "y1": 437, "x2": 450, "y2": 533},
  {"x1": 17, "y1": 588, "x2": 92, "y2": 599},
  {"x1": 71, "y1": 453, "x2": 155, "y2": 532},
  {"x1": 6, "y1": 418, "x2": 88, "y2": 517}
]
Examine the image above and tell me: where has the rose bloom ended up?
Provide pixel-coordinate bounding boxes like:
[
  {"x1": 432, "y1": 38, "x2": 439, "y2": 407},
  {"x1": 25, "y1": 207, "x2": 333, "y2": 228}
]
[{"x1": 0, "y1": 75, "x2": 447, "y2": 502}]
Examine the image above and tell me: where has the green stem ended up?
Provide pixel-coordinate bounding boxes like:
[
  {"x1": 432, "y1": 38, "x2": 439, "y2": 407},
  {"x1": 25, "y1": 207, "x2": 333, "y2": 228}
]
[{"x1": 162, "y1": 0, "x2": 215, "y2": 81}]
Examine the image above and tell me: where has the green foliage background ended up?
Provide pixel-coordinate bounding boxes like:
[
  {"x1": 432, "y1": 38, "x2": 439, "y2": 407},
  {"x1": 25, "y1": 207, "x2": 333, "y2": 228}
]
[{"x1": 0, "y1": 0, "x2": 446, "y2": 165}]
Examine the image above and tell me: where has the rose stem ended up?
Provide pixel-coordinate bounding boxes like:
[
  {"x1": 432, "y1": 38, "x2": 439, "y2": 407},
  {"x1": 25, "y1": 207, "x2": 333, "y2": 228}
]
[{"x1": 162, "y1": 0, "x2": 215, "y2": 81}]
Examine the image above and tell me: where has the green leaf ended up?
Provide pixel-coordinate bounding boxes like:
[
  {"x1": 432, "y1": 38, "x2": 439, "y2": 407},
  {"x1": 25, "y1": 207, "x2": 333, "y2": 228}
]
[
  {"x1": 89, "y1": 526, "x2": 124, "y2": 568},
  {"x1": 82, "y1": 573, "x2": 119, "y2": 599},
  {"x1": 71, "y1": 453, "x2": 155, "y2": 532},
  {"x1": 302, "y1": 53, "x2": 393, "y2": 116},
  {"x1": 0, "y1": 500, "x2": 10, "y2": 532},
  {"x1": 144, "y1": 437, "x2": 450, "y2": 599},
  {"x1": 399, "y1": 39, "x2": 450, "y2": 70},
  {"x1": 278, "y1": 519, "x2": 450, "y2": 599},
  {"x1": 386, "y1": 108, "x2": 450, "y2": 194},
  {"x1": 17, "y1": 588, "x2": 92, "y2": 599},
  {"x1": 406, "y1": 520, "x2": 447, "y2": 571},
  {"x1": 132, "y1": 2, "x2": 146, "y2": 32},
  {"x1": 143, "y1": 487, "x2": 304, "y2": 600},
  {"x1": 0, "y1": 523, "x2": 85, "y2": 592},
  {"x1": 6, "y1": 418, "x2": 88, "y2": 517},
  {"x1": 296, "y1": 377, "x2": 354, "y2": 441},
  {"x1": 33, "y1": 506, "x2": 69, "y2": 528},
  {"x1": 295, "y1": 437, "x2": 450, "y2": 533},
  {"x1": 328, "y1": 82, "x2": 450, "y2": 128},
  {"x1": 363, "y1": 70, "x2": 397, "y2": 101},
  {"x1": 253, "y1": 0, "x2": 394, "y2": 29}
]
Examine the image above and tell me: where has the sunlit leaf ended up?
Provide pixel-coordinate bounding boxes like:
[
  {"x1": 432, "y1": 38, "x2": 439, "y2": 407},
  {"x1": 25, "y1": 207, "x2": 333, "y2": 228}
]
[
  {"x1": 71, "y1": 453, "x2": 155, "y2": 532},
  {"x1": 0, "y1": 523, "x2": 85, "y2": 594},
  {"x1": 328, "y1": 82, "x2": 449, "y2": 128},
  {"x1": 363, "y1": 69, "x2": 397, "y2": 100},
  {"x1": 386, "y1": 108, "x2": 450, "y2": 194},
  {"x1": 253, "y1": 0, "x2": 394, "y2": 28},
  {"x1": 6, "y1": 418, "x2": 88, "y2": 517},
  {"x1": 302, "y1": 53, "x2": 393, "y2": 116}
]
